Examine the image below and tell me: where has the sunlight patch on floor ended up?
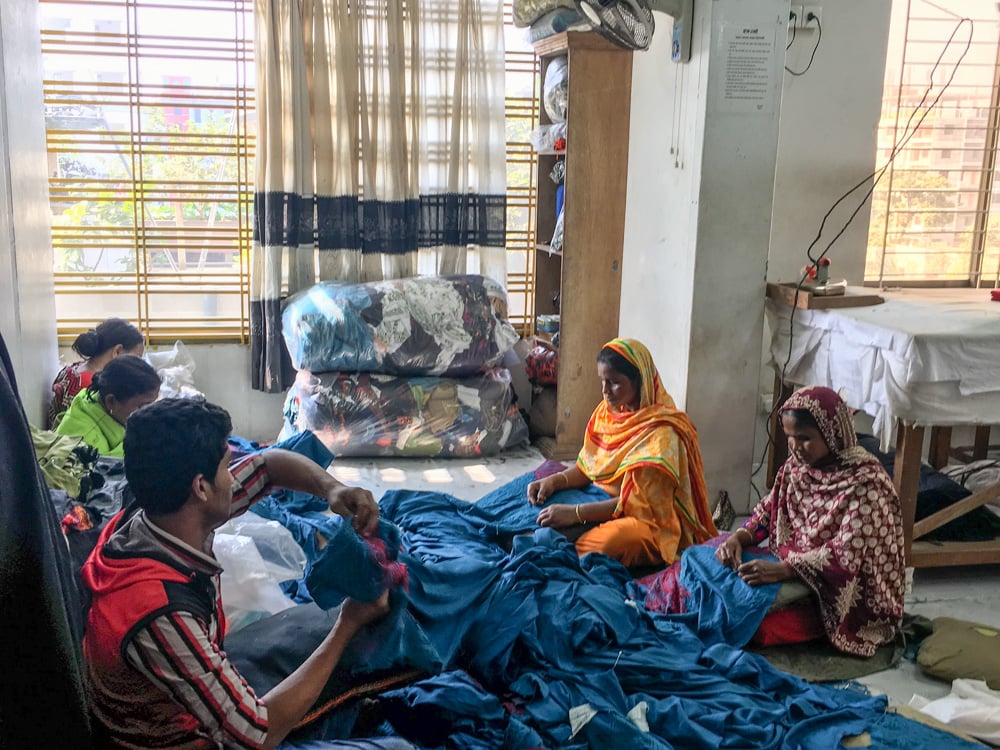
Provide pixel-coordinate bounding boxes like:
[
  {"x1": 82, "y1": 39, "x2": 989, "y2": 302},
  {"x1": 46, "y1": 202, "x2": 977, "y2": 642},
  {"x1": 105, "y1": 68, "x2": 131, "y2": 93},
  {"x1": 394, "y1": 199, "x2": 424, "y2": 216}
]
[
  {"x1": 463, "y1": 464, "x2": 496, "y2": 484},
  {"x1": 379, "y1": 467, "x2": 408, "y2": 483},
  {"x1": 422, "y1": 467, "x2": 456, "y2": 484},
  {"x1": 331, "y1": 465, "x2": 362, "y2": 483}
]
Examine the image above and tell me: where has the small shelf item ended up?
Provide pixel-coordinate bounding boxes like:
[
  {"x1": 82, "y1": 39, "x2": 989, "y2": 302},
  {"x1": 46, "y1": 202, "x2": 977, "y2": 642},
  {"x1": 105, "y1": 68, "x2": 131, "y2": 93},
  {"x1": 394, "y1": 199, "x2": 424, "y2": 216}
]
[
  {"x1": 766, "y1": 282, "x2": 885, "y2": 310},
  {"x1": 801, "y1": 278, "x2": 848, "y2": 297}
]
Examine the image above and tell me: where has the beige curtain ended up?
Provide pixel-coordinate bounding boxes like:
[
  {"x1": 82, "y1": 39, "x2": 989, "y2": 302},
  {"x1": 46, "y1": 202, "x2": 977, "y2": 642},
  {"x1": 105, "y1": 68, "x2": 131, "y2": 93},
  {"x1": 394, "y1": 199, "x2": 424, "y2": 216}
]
[{"x1": 251, "y1": 0, "x2": 507, "y2": 392}]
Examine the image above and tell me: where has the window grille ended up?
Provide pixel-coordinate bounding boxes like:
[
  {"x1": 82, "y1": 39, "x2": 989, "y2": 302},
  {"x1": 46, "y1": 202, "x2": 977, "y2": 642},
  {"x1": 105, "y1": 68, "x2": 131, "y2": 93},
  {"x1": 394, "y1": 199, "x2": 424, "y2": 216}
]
[
  {"x1": 42, "y1": 0, "x2": 537, "y2": 341},
  {"x1": 867, "y1": 0, "x2": 1000, "y2": 286}
]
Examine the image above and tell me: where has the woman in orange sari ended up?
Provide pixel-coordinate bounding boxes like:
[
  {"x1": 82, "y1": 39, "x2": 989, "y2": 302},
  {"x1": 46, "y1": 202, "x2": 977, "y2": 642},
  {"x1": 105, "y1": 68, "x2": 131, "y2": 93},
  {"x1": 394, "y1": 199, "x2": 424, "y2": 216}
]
[{"x1": 528, "y1": 338, "x2": 717, "y2": 568}]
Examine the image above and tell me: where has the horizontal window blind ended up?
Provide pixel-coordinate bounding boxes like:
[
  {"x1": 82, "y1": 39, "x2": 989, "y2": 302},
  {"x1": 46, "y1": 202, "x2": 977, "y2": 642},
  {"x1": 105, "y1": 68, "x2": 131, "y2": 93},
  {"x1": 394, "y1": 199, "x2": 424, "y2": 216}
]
[
  {"x1": 503, "y1": 3, "x2": 539, "y2": 336},
  {"x1": 43, "y1": 0, "x2": 535, "y2": 342},
  {"x1": 867, "y1": 0, "x2": 1000, "y2": 286},
  {"x1": 41, "y1": 0, "x2": 254, "y2": 343}
]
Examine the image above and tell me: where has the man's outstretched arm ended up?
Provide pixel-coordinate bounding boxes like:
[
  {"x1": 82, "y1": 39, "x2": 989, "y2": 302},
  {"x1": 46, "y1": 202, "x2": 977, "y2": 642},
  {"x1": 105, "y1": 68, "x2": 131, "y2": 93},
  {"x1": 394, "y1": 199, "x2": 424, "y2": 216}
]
[{"x1": 231, "y1": 448, "x2": 379, "y2": 536}]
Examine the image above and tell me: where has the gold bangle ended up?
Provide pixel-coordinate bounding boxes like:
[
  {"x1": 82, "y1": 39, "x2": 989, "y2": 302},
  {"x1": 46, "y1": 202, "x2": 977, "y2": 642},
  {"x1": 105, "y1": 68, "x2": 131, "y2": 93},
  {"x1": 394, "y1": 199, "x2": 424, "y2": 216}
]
[
  {"x1": 559, "y1": 472, "x2": 570, "y2": 489},
  {"x1": 735, "y1": 527, "x2": 753, "y2": 545},
  {"x1": 575, "y1": 504, "x2": 584, "y2": 523}
]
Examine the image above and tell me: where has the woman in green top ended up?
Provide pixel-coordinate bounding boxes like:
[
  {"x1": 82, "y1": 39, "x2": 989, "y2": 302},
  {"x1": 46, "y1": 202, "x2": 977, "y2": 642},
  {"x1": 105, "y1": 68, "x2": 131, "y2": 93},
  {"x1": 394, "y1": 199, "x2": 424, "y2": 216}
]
[{"x1": 56, "y1": 355, "x2": 161, "y2": 457}]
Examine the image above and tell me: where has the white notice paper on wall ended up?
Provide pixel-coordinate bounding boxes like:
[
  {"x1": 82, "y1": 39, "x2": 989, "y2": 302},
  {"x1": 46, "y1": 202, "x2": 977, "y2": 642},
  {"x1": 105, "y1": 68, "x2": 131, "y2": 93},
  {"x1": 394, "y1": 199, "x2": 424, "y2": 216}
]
[{"x1": 717, "y1": 23, "x2": 778, "y2": 113}]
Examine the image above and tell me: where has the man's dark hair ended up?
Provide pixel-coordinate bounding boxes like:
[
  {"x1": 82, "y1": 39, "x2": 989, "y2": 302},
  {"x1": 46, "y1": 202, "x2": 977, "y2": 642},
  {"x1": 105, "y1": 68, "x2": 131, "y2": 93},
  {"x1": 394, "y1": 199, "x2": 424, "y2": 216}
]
[
  {"x1": 596, "y1": 346, "x2": 642, "y2": 391},
  {"x1": 124, "y1": 398, "x2": 232, "y2": 515},
  {"x1": 87, "y1": 355, "x2": 160, "y2": 403}
]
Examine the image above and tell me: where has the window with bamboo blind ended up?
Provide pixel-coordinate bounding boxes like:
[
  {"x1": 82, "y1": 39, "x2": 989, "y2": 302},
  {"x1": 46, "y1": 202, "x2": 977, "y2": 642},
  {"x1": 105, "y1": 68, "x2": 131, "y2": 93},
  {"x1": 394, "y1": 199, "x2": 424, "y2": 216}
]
[
  {"x1": 867, "y1": 0, "x2": 1000, "y2": 286},
  {"x1": 41, "y1": 0, "x2": 538, "y2": 343},
  {"x1": 40, "y1": 0, "x2": 255, "y2": 343}
]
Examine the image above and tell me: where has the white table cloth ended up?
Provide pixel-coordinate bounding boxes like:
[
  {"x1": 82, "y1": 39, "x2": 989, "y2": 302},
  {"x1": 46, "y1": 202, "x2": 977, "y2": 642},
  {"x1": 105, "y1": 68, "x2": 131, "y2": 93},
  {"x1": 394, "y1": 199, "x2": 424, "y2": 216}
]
[{"x1": 766, "y1": 288, "x2": 1000, "y2": 447}]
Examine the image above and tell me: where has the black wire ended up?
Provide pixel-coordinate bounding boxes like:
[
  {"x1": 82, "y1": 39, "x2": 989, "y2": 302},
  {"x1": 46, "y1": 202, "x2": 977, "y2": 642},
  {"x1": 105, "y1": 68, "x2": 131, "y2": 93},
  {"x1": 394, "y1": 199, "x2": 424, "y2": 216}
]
[
  {"x1": 748, "y1": 17, "x2": 974, "y2": 502},
  {"x1": 785, "y1": 17, "x2": 821, "y2": 76},
  {"x1": 786, "y1": 13, "x2": 797, "y2": 51}
]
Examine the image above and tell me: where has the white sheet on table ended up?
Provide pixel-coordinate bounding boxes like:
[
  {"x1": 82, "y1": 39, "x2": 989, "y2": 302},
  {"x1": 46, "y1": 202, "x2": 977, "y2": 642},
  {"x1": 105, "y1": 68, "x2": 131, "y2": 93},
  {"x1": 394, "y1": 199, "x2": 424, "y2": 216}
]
[{"x1": 766, "y1": 289, "x2": 1000, "y2": 448}]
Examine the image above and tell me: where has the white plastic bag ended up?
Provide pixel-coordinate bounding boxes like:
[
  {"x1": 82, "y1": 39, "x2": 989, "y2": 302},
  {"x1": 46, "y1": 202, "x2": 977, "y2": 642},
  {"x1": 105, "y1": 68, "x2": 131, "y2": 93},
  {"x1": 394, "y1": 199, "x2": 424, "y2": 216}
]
[
  {"x1": 145, "y1": 341, "x2": 203, "y2": 399},
  {"x1": 218, "y1": 514, "x2": 307, "y2": 582},
  {"x1": 543, "y1": 56, "x2": 569, "y2": 123},
  {"x1": 910, "y1": 679, "x2": 1000, "y2": 744},
  {"x1": 530, "y1": 123, "x2": 567, "y2": 153},
  {"x1": 215, "y1": 534, "x2": 296, "y2": 633}
]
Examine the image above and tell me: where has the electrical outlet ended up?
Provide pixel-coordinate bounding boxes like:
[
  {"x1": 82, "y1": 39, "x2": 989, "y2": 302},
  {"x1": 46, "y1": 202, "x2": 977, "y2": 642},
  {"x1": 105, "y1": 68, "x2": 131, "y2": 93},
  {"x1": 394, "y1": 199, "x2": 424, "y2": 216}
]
[
  {"x1": 802, "y1": 5, "x2": 822, "y2": 30},
  {"x1": 789, "y1": 5, "x2": 803, "y2": 30}
]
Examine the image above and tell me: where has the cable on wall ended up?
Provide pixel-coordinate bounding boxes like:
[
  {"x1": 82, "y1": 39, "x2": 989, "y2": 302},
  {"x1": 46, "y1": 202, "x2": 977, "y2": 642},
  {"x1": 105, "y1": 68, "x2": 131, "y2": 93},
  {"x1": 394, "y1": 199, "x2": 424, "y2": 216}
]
[{"x1": 785, "y1": 15, "x2": 821, "y2": 76}]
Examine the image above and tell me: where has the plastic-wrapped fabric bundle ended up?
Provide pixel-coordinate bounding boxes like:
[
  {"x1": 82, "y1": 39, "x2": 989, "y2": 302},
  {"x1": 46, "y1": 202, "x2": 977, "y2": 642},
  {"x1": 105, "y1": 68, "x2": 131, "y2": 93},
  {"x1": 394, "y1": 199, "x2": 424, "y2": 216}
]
[
  {"x1": 281, "y1": 275, "x2": 519, "y2": 377},
  {"x1": 282, "y1": 369, "x2": 529, "y2": 458}
]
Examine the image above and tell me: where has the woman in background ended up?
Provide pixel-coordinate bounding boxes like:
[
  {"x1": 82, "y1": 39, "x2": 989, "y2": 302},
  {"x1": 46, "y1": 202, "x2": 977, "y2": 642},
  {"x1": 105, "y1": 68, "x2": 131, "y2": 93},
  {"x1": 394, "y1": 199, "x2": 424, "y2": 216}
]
[
  {"x1": 49, "y1": 318, "x2": 144, "y2": 428},
  {"x1": 528, "y1": 338, "x2": 717, "y2": 568},
  {"x1": 715, "y1": 385, "x2": 905, "y2": 657},
  {"x1": 56, "y1": 355, "x2": 161, "y2": 457}
]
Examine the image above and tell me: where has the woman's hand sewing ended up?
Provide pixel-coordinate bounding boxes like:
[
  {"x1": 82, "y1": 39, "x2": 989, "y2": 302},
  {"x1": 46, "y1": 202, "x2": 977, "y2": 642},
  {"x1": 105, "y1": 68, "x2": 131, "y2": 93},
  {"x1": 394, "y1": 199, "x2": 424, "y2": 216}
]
[
  {"x1": 715, "y1": 535, "x2": 745, "y2": 570},
  {"x1": 536, "y1": 503, "x2": 579, "y2": 529},
  {"x1": 737, "y1": 559, "x2": 792, "y2": 586},
  {"x1": 527, "y1": 474, "x2": 565, "y2": 506}
]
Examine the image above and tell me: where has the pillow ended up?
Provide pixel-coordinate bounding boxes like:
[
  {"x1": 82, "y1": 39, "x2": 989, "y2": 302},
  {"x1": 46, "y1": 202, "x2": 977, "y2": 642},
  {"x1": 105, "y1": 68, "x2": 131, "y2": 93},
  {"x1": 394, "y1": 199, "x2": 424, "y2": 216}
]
[
  {"x1": 226, "y1": 600, "x2": 442, "y2": 729},
  {"x1": 770, "y1": 578, "x2": 813, "y2": 612},
  {"x1": 917, "y1": 617, "x2": 1000, "y2": 689}
]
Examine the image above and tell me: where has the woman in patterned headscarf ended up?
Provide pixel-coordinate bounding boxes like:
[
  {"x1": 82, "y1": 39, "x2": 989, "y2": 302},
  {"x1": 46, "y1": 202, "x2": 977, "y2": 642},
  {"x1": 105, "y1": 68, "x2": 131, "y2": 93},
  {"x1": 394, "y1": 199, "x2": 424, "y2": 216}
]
[
  {"x1": 715, "y1": 386, "x2": 905, "y2": 657},
  {"x1": 528, "y1": 338, "x2": 717, "y2": 568}
]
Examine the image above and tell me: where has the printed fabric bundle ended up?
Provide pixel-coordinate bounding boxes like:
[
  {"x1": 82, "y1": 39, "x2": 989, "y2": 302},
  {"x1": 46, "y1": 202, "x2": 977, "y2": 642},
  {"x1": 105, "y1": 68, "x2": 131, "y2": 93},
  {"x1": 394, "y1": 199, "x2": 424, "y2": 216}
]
[
  {"x1": 282, "y1": 275, "x2": 519, "y2": 377},
  {"x1": 282, "y1": 369, "x2": 528, "y2": 458}
]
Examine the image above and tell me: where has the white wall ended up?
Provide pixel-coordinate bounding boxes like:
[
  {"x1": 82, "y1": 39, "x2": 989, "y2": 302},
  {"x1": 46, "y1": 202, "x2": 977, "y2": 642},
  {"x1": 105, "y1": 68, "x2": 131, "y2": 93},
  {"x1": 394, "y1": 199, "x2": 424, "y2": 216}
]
[
  {"x1": 623, "y1": 0, "x2": 892, "y2": 511},
  {"x1": 753, "y1": 1, "x2": 893, "y2": 505},
  {"x1": 174, "y1": 344, "x2": 288, "y2": 441},
  {"x1": 623, "y1": 0, "x2": 789, "y2": 510},
  {"x1": 769, "y1": 0, "x2": 891, "y2": 285},
  {"x1": 0, "y1": 0, "x2": 59, "y2": 423}
]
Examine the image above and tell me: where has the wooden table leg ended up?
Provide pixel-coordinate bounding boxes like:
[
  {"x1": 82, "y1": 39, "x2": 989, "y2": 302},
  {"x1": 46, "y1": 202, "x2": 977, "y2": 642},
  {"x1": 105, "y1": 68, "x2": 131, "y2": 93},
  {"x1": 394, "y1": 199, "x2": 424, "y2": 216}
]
[
  {"x1": 893, "y1": 421, "x2": 924, "y2": 565},
  {"x1": 928, "y1": 426, "x2": 952, "y2": 470},
  {"x1": 974, "y1": 425, "x2": 991, "y2": 460},
  {"x1": 766, "y1": 374, "x2": 795, "y2": 489}
]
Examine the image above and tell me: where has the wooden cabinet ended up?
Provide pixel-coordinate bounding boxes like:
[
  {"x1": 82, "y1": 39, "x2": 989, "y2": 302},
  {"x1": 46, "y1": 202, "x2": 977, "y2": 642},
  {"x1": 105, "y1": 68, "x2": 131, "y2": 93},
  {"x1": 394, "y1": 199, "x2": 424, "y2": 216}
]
[{"x1": 532, "y1": 32, "x2": 633, "y2": 459}]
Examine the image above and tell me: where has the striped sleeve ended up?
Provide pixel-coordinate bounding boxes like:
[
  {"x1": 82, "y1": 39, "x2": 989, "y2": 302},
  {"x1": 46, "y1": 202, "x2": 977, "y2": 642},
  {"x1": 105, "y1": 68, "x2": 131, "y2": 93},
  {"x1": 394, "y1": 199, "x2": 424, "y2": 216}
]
[
  {"x1": 228, "y1": 454, "x2": 272, "y2": 518},
  {"x1": 124, "y1": 611, "x2": 268, "y2": 750}
]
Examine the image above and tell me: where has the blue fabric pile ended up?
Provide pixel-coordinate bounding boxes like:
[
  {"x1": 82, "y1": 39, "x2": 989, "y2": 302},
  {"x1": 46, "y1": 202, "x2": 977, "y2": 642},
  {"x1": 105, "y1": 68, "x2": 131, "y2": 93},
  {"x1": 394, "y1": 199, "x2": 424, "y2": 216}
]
[
  {"x1": 369, "y1": 487, "x2": 984, "y2": 750},
  {"x1": 250, "y1": 452, "x2": 983, "y2": 750}
]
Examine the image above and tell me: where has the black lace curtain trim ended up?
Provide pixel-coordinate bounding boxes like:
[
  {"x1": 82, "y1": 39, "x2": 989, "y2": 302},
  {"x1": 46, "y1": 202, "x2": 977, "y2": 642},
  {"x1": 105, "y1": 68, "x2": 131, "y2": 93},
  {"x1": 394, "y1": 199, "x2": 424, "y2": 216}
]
[{"x1": 253, "y1": 192, "x2": 507, "y2": 253}]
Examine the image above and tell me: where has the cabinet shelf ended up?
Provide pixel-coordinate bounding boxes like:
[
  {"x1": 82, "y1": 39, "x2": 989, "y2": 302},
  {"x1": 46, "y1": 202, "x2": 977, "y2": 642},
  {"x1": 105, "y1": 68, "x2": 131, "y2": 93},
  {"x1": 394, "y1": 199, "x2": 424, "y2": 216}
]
[{"x1": 528, "y1": 31, "x2": 632, "y2": 458}]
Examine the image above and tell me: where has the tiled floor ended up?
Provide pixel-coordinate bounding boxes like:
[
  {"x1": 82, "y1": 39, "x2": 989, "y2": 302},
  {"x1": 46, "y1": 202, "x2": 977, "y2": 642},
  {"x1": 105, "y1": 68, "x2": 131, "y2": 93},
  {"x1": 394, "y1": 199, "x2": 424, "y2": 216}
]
[{"x1": 330, "y1": 447, "x2": 1000, "y2": 716}]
